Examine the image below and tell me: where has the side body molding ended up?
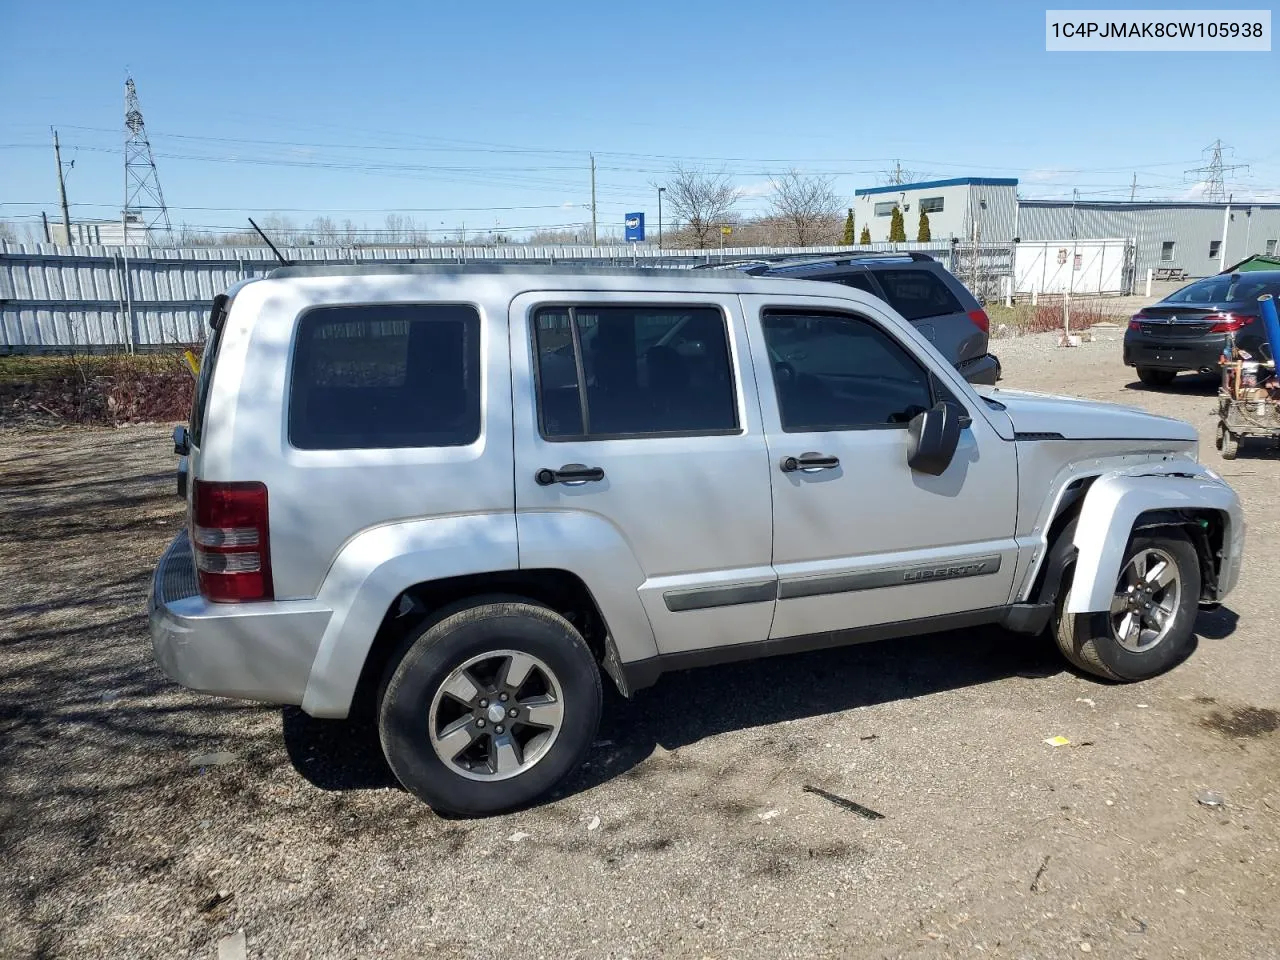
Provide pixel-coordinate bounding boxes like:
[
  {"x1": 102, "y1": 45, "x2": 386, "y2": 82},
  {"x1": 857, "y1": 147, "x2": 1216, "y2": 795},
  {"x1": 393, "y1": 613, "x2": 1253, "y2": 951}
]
[
  {"x1": 301, "y1": 514, "x2": 519, "y2": 717},
  {"x1": 1066, "y1": 463, "x2": 1245, "y2": 614}
]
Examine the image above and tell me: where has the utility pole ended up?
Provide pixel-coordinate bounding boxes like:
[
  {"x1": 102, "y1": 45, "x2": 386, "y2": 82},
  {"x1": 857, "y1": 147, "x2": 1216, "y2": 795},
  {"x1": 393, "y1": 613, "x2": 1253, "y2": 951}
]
[
  {"x1": 1066, "y1": 188, "x2": 1079, "y2": 338},
  {"x1": 657, "y1": 186, "x2": 665, "y2": 252},
  {"x1": 893, "y1": 160, "x2": 903, "y2": 185},
  {"x1": 1129, "y1": 172, "x2": 1138, "y2": 202},
  {"x1": 1219, "y1": 193, "x2": 1231, "y2": 273},
  {"x1": 590, "y1": 153, "x2": 598, "y2": 246},
  {"x1": 52, "y1": 128, "x2": 72, "y2": 244},
  {"x1": 41, "y1": 211, "x2": 51, "y2": 244}
]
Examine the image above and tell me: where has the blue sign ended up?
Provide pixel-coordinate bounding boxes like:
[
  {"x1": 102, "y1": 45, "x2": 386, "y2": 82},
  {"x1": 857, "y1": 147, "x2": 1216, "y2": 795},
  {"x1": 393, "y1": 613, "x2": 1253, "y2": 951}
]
[{"x1": 624, "y1": 212, "x2": 645, "y2": 243}]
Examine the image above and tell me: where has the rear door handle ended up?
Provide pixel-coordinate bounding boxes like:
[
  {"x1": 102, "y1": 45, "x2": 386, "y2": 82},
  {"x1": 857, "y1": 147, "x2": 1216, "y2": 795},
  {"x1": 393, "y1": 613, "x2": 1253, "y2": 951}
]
[
  {"x1": 780, "y1": 452, "x2": 840, "y2": 473},
  {"x1": 535, "y1": 463, "x2": 605, "y2": 486}
]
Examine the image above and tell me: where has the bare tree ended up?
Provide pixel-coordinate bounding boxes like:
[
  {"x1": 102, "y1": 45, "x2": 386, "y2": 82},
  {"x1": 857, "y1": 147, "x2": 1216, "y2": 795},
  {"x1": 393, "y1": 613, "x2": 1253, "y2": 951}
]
[
  {"x1": 768, "y1": 170, "x2": 843, "y2": 246},
  {"x1": 383, "y1": 214, "x2": 405, "y2": 244},
  {"x1": 660, "y1": 164, "x2": 740, "y2": 248},
  {"x1": 310, "y1": 216, "x2": 338, "y2": 244}
]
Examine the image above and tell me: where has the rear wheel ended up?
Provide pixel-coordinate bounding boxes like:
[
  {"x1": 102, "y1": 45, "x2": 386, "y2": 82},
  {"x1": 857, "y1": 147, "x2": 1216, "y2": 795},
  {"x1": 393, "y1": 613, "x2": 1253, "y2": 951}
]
[
  {"x1": 378, "y1": 598, "x2": 602, "y2": 816},
  {"x1": 1137, "y1": 367, "x2": 1177, "y2": 387},
  {"x1": 1216, "y1": 422, "x2": 1240, "y2": 460},
  {"x1": 1054, "y1": 531, "x2": 1200, "y2": 682}
]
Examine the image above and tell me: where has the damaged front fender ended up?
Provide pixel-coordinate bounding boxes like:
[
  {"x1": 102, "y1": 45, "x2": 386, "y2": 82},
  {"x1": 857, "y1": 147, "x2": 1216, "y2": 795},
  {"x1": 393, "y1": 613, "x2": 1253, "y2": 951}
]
[{"x1": 1066, "y1": 462, "x2": 1245, "y2": 614}]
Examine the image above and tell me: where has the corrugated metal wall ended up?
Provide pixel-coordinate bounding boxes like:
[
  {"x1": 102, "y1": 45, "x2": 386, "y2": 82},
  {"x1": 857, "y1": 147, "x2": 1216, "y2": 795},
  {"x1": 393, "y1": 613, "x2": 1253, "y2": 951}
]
[
  {"x1": 965, "y1": 184, "x2": 1018, "y2": 245},
  {"x1": 1, "y1": 240, "x2": 970, "y2": 351},
  {"x1": 1017, "y1": 202, "x2": 1280, "y2": 282}
]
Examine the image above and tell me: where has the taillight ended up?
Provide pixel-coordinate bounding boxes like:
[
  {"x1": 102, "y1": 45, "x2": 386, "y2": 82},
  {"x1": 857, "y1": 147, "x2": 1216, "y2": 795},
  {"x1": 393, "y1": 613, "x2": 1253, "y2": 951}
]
[
  {"x1": 192, "y1": 480, "x2": 272, "y2": 602},
  {"x1": 1206, "y1": 313, "x2": 1256, "y2": 333},
  {"x1": 1130, "y1": 313, "x2": 1148, "y2": 331},
  {"x1": 966, "y1": 309, "x2": 990, "y2": 334}
]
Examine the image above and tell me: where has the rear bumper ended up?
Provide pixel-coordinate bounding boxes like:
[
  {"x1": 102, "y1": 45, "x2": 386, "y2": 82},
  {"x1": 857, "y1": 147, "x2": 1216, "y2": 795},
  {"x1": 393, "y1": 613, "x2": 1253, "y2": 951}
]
[
  {"x1": 148, "y1": 530, "x2": 332, "y2": 705},
  {"x1": 958, "y1": 352, "x2": 1001, "y2": 385},
  {"x1": 1123, "y1": 333, "x2": 1225, "y2": 372}
]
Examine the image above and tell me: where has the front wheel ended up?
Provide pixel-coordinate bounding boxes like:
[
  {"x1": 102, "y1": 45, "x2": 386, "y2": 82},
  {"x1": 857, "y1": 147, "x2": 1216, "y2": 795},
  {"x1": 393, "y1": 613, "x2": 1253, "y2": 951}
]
[
  {"x1": 1137, "y1": 366, "x2": 1177, "y2": 387},
  {"x1": 1053, "y1": 531, "x2": 1200, "y2": 681},
  {"x1": 378, "y1": 598, "x2": 602, "y2": 816}
]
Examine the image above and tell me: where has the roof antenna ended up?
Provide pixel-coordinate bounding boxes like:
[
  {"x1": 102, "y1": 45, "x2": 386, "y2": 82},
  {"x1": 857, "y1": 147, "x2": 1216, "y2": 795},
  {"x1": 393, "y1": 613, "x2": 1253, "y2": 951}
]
[{"x1": 248, "y1": 217, "x2": 292, "y2": 266}]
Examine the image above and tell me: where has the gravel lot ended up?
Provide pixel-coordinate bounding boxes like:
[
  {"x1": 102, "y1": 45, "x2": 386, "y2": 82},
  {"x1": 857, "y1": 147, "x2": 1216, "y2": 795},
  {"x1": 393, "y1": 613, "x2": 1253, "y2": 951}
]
[{"x1": 2, "y1": 336, "x2": 1278, "y2": 960}]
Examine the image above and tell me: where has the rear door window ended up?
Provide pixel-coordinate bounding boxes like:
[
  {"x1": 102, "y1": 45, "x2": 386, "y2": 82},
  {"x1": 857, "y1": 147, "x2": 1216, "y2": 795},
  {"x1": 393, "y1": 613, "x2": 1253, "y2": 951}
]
[
  {"x1": 532, "y1": 305, "x2": 738, "y2": 439},
  {"x1": 288, "y1": 303, "x2": 481, "y2": 450},
  {"x1": 873, "y1": 269, "x2": 964, "y2": 321}
]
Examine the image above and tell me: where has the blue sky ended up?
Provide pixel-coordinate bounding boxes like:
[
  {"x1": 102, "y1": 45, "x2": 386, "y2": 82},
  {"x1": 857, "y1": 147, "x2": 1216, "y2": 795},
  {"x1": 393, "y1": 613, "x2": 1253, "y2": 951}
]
[{"x1": 2, "y1": 0, "x2": 1277, "y2": 240}]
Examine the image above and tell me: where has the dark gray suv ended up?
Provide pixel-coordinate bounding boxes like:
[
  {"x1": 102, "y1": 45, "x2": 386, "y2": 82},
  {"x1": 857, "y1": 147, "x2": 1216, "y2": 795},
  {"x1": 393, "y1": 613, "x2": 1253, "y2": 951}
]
[{"x1": 698, "y1": 253, "x2": 1000, "y2": 385}]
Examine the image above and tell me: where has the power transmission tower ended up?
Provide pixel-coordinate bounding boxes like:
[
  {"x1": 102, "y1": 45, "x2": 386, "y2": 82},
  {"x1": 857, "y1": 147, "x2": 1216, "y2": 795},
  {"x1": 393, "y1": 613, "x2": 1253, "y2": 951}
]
[
  {"x1": 1185, "y1": 140, "x2": 1248, "y2": 203},
  {"x1": 123, "y1": 75, "x2": 172, "y2": 244}
]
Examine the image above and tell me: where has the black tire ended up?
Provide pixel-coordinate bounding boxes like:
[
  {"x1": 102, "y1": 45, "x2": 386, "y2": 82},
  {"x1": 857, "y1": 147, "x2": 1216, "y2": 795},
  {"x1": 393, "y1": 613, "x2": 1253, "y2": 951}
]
[
  {"x1": 1053, "y1": 530, "x2": 1200, "y2": 682},
  {"x1": 378, "y1": 597, "x2": 602, "y2": 816},
  {"x1": 1137, "y1": 367, "x2": 1177, "y2": 387},
  {"x1": 1216, "y1": 422, "x2": 1240, "y2": 460}
]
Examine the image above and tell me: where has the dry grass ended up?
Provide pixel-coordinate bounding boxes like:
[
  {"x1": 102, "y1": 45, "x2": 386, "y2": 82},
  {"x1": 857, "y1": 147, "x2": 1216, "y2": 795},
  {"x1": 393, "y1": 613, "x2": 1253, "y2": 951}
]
[
  {"x1": 987, "y1": 299, "x2": 1117, "y2": 338},
  {"x1": 0, "y1": 352, "x2": 195, "y2": 428}
]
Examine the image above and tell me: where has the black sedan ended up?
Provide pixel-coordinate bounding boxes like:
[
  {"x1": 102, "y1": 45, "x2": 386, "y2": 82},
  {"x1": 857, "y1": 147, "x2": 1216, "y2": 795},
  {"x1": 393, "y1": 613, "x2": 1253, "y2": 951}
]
[{"x1": 1124, "y1": 270, "x2": 1280, "y2": 386}]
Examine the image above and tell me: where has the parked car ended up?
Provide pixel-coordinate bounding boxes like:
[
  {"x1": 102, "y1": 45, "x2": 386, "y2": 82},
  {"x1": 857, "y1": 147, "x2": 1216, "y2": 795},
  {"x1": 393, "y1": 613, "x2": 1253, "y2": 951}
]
[
  {"x1": 1124, "y1": 270, "x2": 1280, "y2": 386},
  {"x1": 152, "y1": 264, "x2": 1244, "y2": 816},
  {"x1": 697, "y1": 252, "x2": 1001, "y2": 385}
]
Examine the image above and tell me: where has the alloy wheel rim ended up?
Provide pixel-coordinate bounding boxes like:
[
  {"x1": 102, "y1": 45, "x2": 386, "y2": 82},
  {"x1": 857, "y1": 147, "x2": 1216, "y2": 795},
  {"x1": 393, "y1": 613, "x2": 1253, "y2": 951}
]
[
  {"x1": 1109, "y1": 547, "x2": 1181, "y2": 653},
  {"x1": 428, "y1": 650, "x2": 564, "y2": 782}
]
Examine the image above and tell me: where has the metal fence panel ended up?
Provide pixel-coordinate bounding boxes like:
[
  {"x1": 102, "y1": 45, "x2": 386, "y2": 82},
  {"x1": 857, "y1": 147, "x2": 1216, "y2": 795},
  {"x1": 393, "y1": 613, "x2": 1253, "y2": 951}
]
[{"x1": 2, "y1": 240, "x2": 987, "y2": 351}]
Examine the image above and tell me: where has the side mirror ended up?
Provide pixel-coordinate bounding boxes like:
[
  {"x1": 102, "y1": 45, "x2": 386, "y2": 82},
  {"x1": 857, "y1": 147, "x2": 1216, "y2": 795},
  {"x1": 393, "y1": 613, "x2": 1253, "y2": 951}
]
[{"x1": 906, "y1": 401, "x2": 962, "y2": 476}]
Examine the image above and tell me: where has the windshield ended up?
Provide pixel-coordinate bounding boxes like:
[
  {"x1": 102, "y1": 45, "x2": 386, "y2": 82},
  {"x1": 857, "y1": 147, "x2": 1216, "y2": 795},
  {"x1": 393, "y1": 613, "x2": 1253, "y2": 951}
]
[{"x1": 1165, "y1": 274, "x2": 1277, "y2": 305}]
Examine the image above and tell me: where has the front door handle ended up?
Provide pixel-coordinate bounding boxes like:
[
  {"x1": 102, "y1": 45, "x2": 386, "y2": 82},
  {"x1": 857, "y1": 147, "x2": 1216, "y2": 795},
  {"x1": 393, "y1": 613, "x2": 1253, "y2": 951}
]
[
  {"x1": 780, "y1": 452, "x2": 840, "y2": 473},
  {"x1": 535, "y1": 463, "x2": 606, "y2": 486}
]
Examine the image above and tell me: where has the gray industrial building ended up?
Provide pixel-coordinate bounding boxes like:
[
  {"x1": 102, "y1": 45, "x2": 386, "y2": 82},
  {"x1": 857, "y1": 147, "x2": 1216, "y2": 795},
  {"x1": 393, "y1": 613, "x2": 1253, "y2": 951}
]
[{"x1": 855, "y1": 176, "x2": 1280, "y2": 282}]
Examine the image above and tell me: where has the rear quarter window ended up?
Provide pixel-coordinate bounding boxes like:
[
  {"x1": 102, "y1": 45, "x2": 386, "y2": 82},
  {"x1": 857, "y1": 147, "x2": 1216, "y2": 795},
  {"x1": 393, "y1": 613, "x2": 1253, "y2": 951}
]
[
  {"x1": 873, "y1": 269, "x2": 964, "y2": 321},
  {"x1": 288, "y1": 303, "x2": 481, "y2": 450}
]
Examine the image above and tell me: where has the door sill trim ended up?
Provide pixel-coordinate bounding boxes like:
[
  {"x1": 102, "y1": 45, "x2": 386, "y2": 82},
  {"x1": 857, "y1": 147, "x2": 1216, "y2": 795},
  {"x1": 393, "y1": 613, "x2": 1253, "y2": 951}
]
[{"x1": 621, "y1": 607, "x2": 1007, "y2": 692}]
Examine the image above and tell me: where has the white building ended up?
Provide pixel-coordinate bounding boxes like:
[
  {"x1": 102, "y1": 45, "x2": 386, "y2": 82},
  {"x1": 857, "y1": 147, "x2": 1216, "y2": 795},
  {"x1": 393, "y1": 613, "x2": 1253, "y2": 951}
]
[
  {"x1": 853, "y1": 177, "x2": 1019, "y2": 244},
  {"x1": 48, "y1": 215, "x2": 151, "y2": 246}
]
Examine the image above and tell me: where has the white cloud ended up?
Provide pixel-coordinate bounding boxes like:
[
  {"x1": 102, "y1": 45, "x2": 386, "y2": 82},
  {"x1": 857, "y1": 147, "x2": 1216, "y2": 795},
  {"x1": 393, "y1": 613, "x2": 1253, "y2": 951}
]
[
  {"x1": 1022, "y1": 167, "x2": 1075, "y2": 183},
  {"x1": 738, "y1": 180, "x2": 774, "y2": 198}
]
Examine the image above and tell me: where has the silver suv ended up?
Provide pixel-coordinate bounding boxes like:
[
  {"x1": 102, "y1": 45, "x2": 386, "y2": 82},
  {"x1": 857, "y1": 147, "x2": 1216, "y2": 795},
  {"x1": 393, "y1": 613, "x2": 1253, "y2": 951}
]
[{"x1": 151, "y1": 264, "x2": 1245, "y2": 816}]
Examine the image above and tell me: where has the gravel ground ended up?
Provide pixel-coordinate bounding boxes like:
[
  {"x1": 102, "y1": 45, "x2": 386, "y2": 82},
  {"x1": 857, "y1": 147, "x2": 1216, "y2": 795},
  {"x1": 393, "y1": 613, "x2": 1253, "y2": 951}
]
[{"x1": 2, "y1": 339, "x2": 1278, "y2": 960}]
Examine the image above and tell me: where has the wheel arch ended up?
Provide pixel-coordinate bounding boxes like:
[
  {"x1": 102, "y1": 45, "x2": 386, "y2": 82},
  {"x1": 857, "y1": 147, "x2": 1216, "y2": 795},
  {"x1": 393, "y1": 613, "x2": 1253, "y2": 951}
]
[
  {"x1": 348, "y1": 568, "x2": 629, "y2": 720},
  {"x1": 1065, "y1": 468, "x2": 1241, "y2": 614}
]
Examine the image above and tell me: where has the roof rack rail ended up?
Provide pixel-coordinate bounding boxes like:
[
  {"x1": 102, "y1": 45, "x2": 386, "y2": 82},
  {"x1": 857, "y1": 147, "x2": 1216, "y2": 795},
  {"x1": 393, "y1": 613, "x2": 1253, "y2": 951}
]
[{"x1": 766, "y1": 251, "x2": 935, "y2": 270}]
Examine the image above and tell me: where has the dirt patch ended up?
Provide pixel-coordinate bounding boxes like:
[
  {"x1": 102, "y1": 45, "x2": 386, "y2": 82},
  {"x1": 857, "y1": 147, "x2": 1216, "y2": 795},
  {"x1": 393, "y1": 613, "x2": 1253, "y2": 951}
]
[{"x1": 1202, "y1": 706, "x2": 1280, "y2": 739}]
